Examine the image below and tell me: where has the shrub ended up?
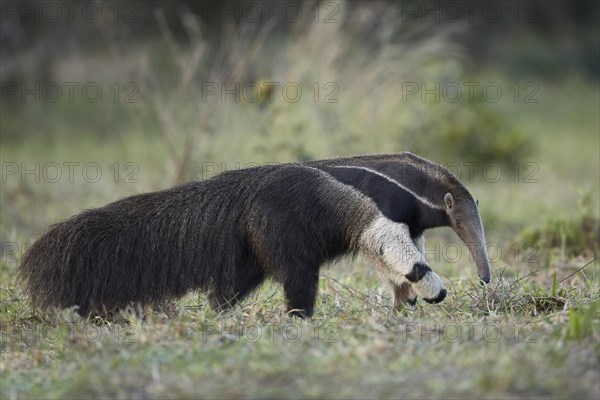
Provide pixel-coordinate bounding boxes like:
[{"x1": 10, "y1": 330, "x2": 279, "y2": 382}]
[
  {"x1": 409, "y1": 94, "x2": 534, "y2": 167},
  {"x1": 519, "y1": 191, "x2": 599, "y2": 257}
]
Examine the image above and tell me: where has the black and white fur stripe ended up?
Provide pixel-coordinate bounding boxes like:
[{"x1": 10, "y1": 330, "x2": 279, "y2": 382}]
[
  {"x1": 309, "y1": 152, "x2": 490, "y2": 306},
  {"x1": 358, "y1": 216, "x2": 445, "y2": 304},
  {"x1": 19, "y1": 152, "x2": 484, "y2": 317},
  {"x1": 308, "y1": 155, "x2": 455, "y2": 308}
]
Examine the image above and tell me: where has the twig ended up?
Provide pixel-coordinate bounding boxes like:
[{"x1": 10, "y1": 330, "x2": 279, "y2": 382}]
[
  {"x1": 507, "y1": 269, "x2": 540, "y2": 290},
  {"x1": 558, "y1": 258, "x2": 597, "y2": 285},
  {"x1": 319, "y1": 274, "x2": 389, "y2": 309}
]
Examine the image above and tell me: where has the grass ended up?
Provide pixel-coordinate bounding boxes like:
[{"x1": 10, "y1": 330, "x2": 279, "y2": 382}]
[
  {"x1": 1, "y1": 3, "x2": 599, "y2": 397},
  {"x1": 1, "y1": 255, "x2": 599, "y2": 399}
]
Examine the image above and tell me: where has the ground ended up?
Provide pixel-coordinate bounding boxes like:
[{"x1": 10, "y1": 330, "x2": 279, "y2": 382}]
[{"x1": 1, "y1": 66, "x2": 598, "y2": 399}]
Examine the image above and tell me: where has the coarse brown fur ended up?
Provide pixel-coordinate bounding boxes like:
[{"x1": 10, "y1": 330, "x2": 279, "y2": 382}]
[
  {"x1": 19, "y1": 163, "x2": 378, "y2": 317},
  {"x1": 20, "y1": 152, "x2": 486, "y2": 317}
]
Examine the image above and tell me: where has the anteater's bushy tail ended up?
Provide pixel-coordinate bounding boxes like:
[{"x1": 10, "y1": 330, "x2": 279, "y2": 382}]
[
  {"x1": 18, "y1": 164, "x2": 378, "y2": 317},
  {"x1": 18, "y1": 173, "x2": 255, "y2": 315}
]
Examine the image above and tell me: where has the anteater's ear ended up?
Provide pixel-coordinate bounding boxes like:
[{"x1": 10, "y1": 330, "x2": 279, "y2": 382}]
[{"x1": 444, "y1": 193, "x2": 454, "y2": 211}]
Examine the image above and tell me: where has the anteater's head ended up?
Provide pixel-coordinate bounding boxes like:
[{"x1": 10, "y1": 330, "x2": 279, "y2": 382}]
[{"x1": 443, "y1": 191, "x2": 491, "y2": 284}]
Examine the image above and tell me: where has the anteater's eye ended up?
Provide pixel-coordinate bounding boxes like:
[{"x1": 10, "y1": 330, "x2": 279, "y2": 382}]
[{"x1": 476, "y1": 199, "x2": 479, "y2": 207}]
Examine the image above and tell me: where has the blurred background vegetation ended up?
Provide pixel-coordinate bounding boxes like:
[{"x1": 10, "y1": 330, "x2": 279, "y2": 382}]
[
  {"x1": 1, "y1": 0, "x2": 598, "y2": 284},
  {"x1": 1, "y1": 2, "x2": 599, "y2": 398}
]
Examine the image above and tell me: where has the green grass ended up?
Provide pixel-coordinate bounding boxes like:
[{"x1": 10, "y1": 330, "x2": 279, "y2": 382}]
[
  {"x1": 1, "y1": 75, "x2": 599, "y2": 399},
  {"x1": 2, "y1": 81, "x2": 599, "y2": 399},
  {"x1": 1, "y1": 7, "x2": 599, "y2": 397},
  {"x1": 1, "y1": 255, "x2": 599, "y2": 399}
]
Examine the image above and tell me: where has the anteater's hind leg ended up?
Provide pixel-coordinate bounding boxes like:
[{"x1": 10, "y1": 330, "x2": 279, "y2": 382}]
[{"x1": 208, "y1": 267, "x2": 266, "y2": 313}]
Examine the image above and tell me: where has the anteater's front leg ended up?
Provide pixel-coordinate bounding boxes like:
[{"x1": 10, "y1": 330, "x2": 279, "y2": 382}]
[
  {"x1": 391, "y1": 279, "x2": 417, "y2": 311},
  {"x1": 390, "y1": 234, "x2": 425, "y2": 310},
  {"x1": 361, "y1": 217, "x2": 446, "y2": 305},
  {"x1": 283, "y1": 267, "x2": 320, "y2": 318}
]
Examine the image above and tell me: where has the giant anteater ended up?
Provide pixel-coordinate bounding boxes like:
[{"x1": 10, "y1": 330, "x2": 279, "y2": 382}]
[{"x1": 19, "y1": 152, "x2": 490, "y2": 317}]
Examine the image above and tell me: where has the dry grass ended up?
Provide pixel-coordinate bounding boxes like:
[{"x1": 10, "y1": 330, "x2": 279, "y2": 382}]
[{"x1": 1, "y1": 1, "x2": 599, "y2": 398}]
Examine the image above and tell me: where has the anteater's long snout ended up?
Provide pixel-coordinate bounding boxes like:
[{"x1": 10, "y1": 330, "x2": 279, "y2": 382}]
[
  {"x1": 467, "y1": 223, "x2": 491, "y2": 284},
  {"x1": 470, "y1": 240, "x2": 491, "y2": 284},
  {"x1": 457, "y1": 211, "x2": 491, "y2": 284}
]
